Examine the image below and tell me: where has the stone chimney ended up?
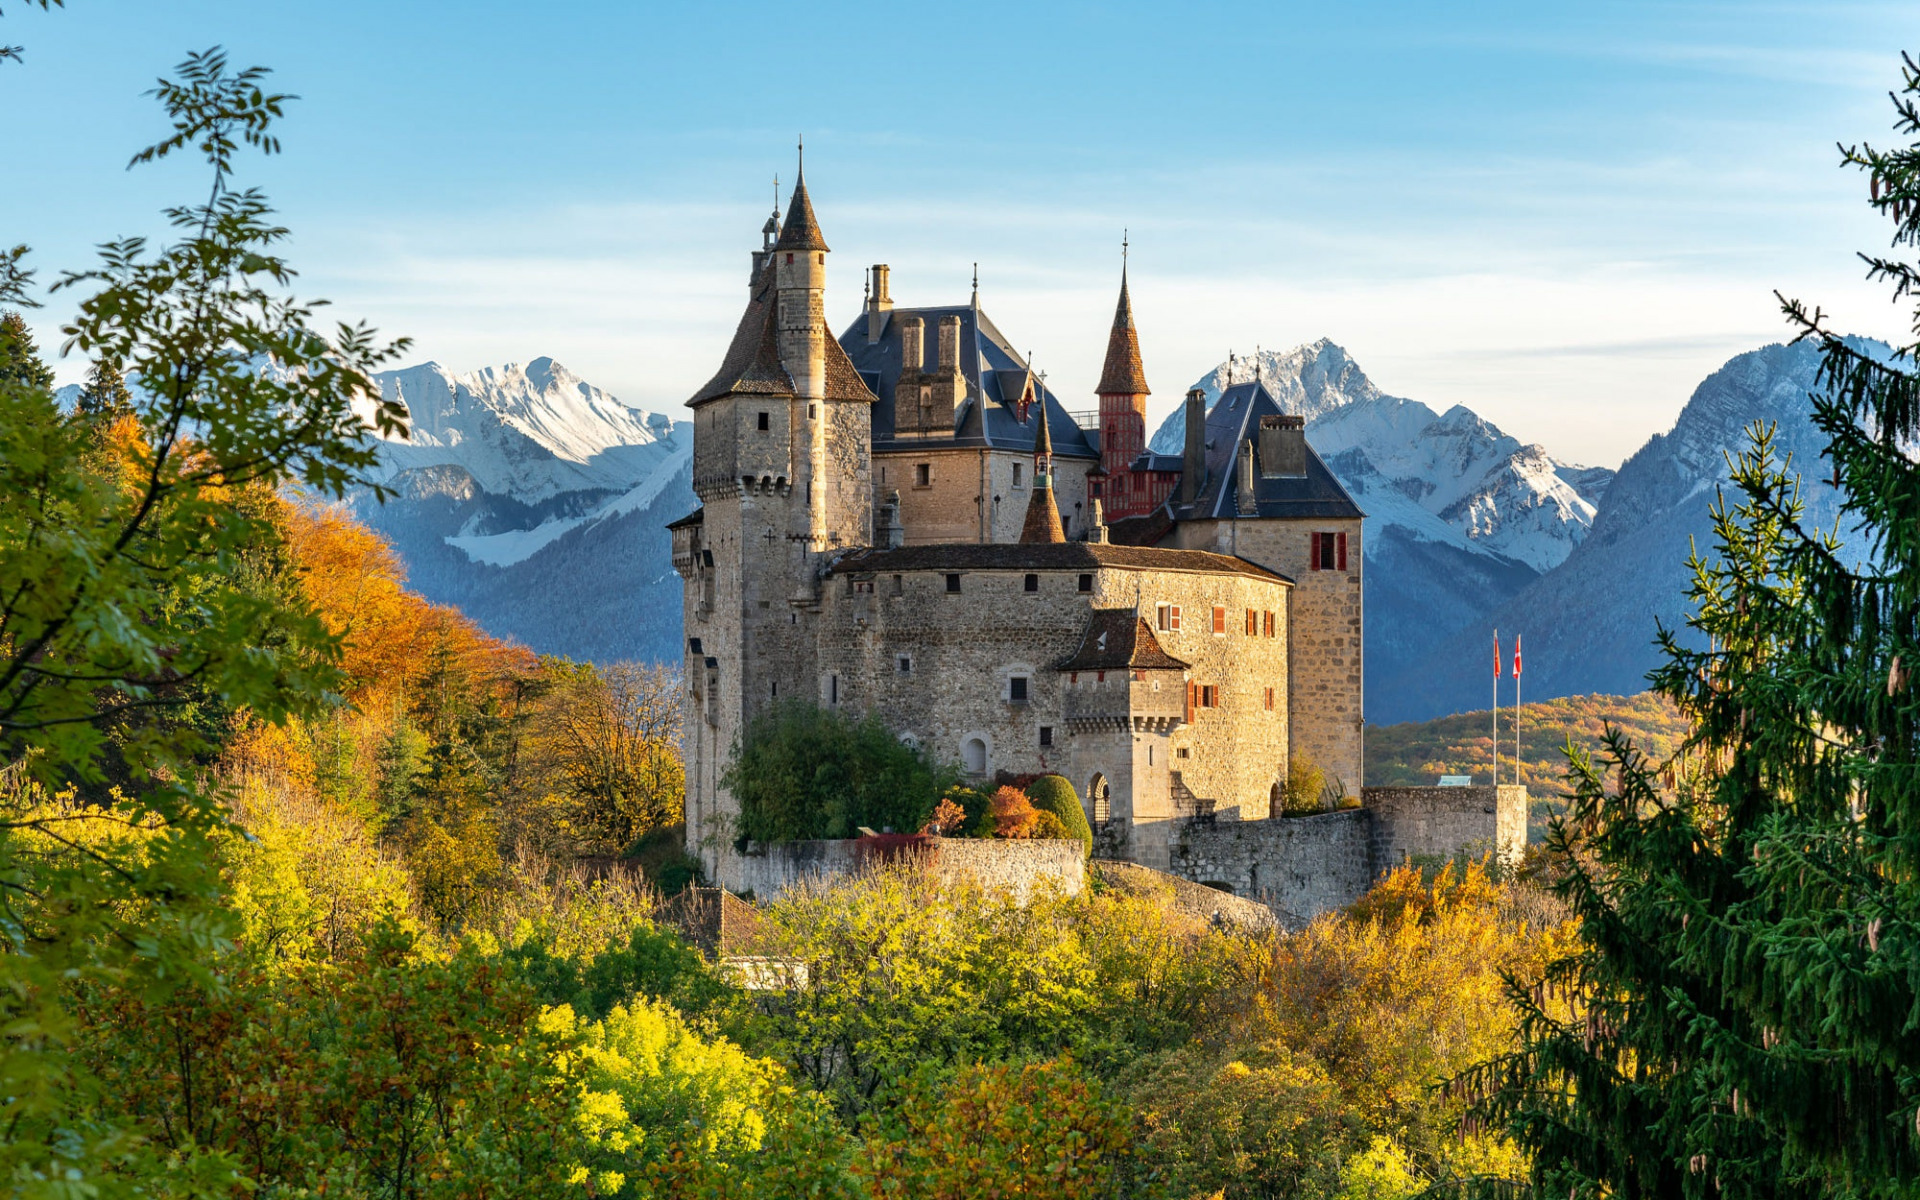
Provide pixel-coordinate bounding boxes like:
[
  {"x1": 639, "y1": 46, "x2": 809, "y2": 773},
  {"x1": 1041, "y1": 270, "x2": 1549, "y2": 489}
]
[
  {"x1": 929, "y1": 313, "x2": 965, "y2": 430},
  {"x1": 866, "y1": 264, "x2": 892, "y2": 343},
  {"x1": 1236, "y1": 439, "x2": 1256, "y2": 515},
  {"x1": 1088, "y1": 497, "x2": 1109, "y2": 543},
  {"x1": 880, "y1": 489, "x2": 905, "y2": 548},
  {"x1": 1257, "y1": 413, "x2": 1307, "y2": 478},
  {"x1": 901, "y1": 315, "x2": 925, "y2": 372},
  {"x1": 1178, "y1": 388, "x2": 1206, "y2": 505}
]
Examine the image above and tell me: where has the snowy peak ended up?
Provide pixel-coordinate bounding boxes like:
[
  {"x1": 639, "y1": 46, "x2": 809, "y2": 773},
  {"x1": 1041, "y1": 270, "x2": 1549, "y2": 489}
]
[
  {"x1": 364, "y1": 358, "x2": 687, "y2": 501},
  {"x1": 1149, "y1": 340, "x2": 1610, "y2": 572}
]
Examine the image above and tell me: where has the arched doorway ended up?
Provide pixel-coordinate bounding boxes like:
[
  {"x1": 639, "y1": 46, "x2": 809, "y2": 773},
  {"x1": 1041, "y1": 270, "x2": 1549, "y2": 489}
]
[
  {"x1": 1088, "y1": 773, "x2": 1111, "y2": 830},
  {"x1": 963, "y1": 737, "x2": 988, "y2": 776}
]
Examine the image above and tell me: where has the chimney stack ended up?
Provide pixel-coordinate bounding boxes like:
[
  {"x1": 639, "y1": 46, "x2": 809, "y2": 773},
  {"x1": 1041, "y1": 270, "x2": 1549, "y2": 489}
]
[
  {"x1": 1179, "y1": 388, "x2": 1207, "y2": 505},
  {"x1": 866, "y1": 264, "x2": 892, "y2": 343},
  {"x1": 901, "y1": 316, "x2": 926, "y2": 372},
  {"x1": 882, "y1": 489, "x2": 905, "y2": 549},
  {"x1": 1236, "y1": 439, "x2": 1256, "y2": 515},
  {"x1": 1088, "y1": 497, "x2": 1109, "y2": 543},
  {"x1": 1257, "y1": 413, "x2": 1307, "y2": 478}
]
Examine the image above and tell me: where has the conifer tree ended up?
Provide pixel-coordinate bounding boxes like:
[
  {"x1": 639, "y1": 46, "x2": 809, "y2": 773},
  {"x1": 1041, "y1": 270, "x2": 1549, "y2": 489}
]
[
  {"x1": 74, "y1": 355, "x2": 132, "y2": 421},
  {"x1": 1467, "y1": 53, "x2": 1920, "y2": 1200},
  {"x1": 0, "y1": 310, "x2": 53, "y2": 390}
]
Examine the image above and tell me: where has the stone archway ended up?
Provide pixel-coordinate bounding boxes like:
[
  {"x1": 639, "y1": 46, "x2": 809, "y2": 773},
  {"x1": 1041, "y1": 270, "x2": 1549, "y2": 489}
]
[{"x1": 1088, "y1": 773, "x2": 1111, "y2": 828}]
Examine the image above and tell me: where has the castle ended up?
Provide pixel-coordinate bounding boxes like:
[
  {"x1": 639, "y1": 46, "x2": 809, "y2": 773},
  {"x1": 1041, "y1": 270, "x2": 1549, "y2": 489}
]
[{"x1": 672, "y1": 169, "x2": 1490, "y2": 901}]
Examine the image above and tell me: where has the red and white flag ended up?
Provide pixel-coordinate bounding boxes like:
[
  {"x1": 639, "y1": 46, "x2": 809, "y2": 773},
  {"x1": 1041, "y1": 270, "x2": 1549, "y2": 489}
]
[
  {"x1": 1494, "y1": 631, "x2": 1503, "y2": 678},
  {"x1": 1514, "y1": 634, "x2": 1523, "y2": 678}
]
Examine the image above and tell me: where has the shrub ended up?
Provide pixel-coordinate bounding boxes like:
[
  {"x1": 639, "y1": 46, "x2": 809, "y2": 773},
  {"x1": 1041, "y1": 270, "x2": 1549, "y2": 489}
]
[
  {"x1": 989, "y1": 787, "x2": 1040, "y2": 838},
  {"x1": 1284, "y1": 752, "x2": 1327, "y2": 816},
  {"x1": 723, "y1": 703, "x2": 957, "y2": 843},
  {"x1": 1032, "y1": 809, "x2": 1071, "y2": 840},
  {"x1": 1024, "y1": 774, "x2": 1092, "y2": 856},
  {"x1": 920, "y1": 796, "x2": 967, "y2": 836}
]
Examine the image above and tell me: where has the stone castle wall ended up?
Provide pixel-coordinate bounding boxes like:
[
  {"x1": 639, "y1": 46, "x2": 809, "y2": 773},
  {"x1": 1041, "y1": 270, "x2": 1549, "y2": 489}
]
[
  {"x1": 1170, "y1": 517, "x2": 1364, "y2": 800},
  {"x1": 1160, "y1": 784, "x2": 1528, "y2": 924},
  {"x1": 723, "y1": 837, "x2": 1085, "y2": 903},
  {"x1": 877, "y1": 447, "x2": 1098, "y2": 545},
  {"x1": 1165, "y1": 808, "x2": 1372, "y2": 925}
]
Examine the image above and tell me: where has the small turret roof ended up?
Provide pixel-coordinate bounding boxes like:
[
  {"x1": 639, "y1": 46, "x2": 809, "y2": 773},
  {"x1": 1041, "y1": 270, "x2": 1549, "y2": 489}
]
[
  {"x1": 688, "y1": 261, "x2": 874, "y2": 406},
  {"x1": 772, "y1": 172, "x2": 829, "y2": 252},
  {"x1": 1095, "y1": 268, "x2": 1151, "y2": 396},
  {"x1": 1057, "y1": 610, "x2": 1190, "y2": 672}
]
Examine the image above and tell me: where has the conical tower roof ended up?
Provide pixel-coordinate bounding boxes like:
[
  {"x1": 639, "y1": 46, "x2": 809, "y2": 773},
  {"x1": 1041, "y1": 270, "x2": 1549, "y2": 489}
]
[
  {"x1": 1095, "y1": 267, "x2": 1150, "y2": 396},
  {"x1": 1033, "y1": 389, "x2": 1053, "y2": 457},
  {"x1": 772, "y1": 165, "x2": 829, "y2": 252},
  {"x1": 1019, "y1": 401, "x2": 1066, "y2": 544}
]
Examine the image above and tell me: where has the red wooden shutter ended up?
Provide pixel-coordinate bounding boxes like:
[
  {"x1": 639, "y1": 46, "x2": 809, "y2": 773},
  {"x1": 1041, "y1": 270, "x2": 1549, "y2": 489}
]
[
  {"x1": 1185, "y1": 682, "x2": 1195, "y2": 723},
  {"x1": 1310, "y1": 531, "x2": 1322, "y2": 571},
  {"x1": 1337, "y1": 532, "x2": 1348, "y2": 571}
]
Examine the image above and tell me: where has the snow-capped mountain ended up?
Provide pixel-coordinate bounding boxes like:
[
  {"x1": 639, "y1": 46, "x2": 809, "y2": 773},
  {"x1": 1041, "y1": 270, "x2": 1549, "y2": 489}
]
[
  {"x1": 359, "y1": 358, "x2": 682, "y2": 502},
  {"x1": 345, "y1": 358, "x2": 695, "y2": 664},
  {"x1": 1152, "y1": 339, "x2": 1613, "y2": 573},
  {"x1": 1372, "y1": 339, "x2": 1882, "y2": 723}
]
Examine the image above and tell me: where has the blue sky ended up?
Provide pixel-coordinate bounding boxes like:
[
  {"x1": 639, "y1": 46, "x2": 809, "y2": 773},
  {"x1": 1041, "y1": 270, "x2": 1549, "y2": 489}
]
[{"x1": 4, "y1": 0, "x2": 1917, "y2": 466}]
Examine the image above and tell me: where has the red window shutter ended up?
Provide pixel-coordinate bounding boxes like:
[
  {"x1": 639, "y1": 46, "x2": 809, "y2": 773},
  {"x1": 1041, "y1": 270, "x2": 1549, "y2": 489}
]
[
  {"x1": 1185, "y1": 682, "x2": 1194, "y2": 723},
  {"x1": 1337, "y1": 532, "x2": 1348, "y2": 571},
  {"x1": 1310, "y1": 531, "x2": 1322, "y2": 571}
]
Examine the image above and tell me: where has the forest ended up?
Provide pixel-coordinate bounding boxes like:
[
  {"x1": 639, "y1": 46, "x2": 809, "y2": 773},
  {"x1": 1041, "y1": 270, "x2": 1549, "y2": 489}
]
[{"x1": 9, "y1": 16, "x2": 1920, "y2": 1200}]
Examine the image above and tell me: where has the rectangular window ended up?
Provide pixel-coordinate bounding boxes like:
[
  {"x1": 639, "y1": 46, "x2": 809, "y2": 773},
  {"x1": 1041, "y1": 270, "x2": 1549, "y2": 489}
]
[
  {"x1": 1157, "y1": 603, "x2": 1181, "y2": 632},
  {"x1": 1096, "y1": 669, "x2": 1106, "y2": 683},
  {"x1": 1212, "y1": 606, "x2": 1227, "y2": 635},
  {"x1": 897, "y1": 656, "x2": 912, "y2": 674},
  {"x1": 1013, "y1": 462, "x2": 1025, "y2": 488},
  {"x1": 1077, "y1": 573, "x2": 1093, "y2": 593},
  {"x1": 945, "y1": 573, "x2": 962, "y2": 593},
  {"x1": 892, "y1": 574, "x2": 904, "y2": 596},
  {"x1": 1039, "y1": 726, "x2": 1053, "y2": 747},
  {"x1": 1010, "y1": 676, "x2": 1029, "y2": 703},
  {"x1": 1311, "y1": 531, "x2": 1346, "y2": 571},
  {"x1": 915, "y1": 463, "x2": 931, "y2": 487},
  {"x1": 1245, "y1": 608, "x2": 1257, "y2": 635},
  {"x1": 1264, "y1": 686, "x2": 1275, "y2": 711},
  {"x1": 830, "y1": 674, "x2": 839, "y2": 705},
  {"x1": 1199, "y1": 684, "x2": 1218, "y2": 708},
  {"x1": 1177, "y1": 746, "x2": 1190, "y2": 759},
  {"x1": 1264, "y1": 610, "x2": 1276, "y2": 637},
  {"x1": 757, "y1": 411, "x2": 769, "y2": 431},
  {"x1": 1024, "y1": 573, "x2": 1039, "y2": 593}
]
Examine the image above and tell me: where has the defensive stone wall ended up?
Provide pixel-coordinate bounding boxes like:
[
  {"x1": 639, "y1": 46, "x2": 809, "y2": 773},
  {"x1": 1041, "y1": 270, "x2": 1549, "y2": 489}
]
[
  {"x1": 1166, "y1": 809, "x2": 1372, "y2": 925},
  {"x1": 722, "y1": 837, "x2": 1085, "y2": 903},
  {"x1": 1162, "y1": 785, "x2": 1528, "y2": 925},
  {"x1": 1363, "y1": 784, "x2": 1527, "y2": 871}
]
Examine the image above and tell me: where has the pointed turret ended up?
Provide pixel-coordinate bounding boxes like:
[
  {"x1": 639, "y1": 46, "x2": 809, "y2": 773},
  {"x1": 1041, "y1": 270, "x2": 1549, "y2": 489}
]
[
  {"x1": 1095, "y1": 242, "x2": 1154, "y2": 518},
  {"x1": 1019, "y1": 393, "x2": 1066, "y2": 544},
  {"x1": 1095, "y1": 266, "x2": 1151, "y2": 397},
  {"x1": 772, "y1": 156, "x2": 829, "y2": 252}
]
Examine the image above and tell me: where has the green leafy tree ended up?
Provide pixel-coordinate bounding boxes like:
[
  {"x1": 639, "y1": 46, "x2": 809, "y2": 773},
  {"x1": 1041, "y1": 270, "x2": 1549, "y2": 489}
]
[
  {"x1": 1467, "y1": 53, "x2": 1920, "y2": 1200},
  {"x1": 722, "y1": 702, "x2": 957, "y2": 843},
  {"x1": 0, "y1": 47, "x2": 407, "y2": 1197},
  {"x1": 1026, "y1": 773, "x2": 1093, "y2": 855}
]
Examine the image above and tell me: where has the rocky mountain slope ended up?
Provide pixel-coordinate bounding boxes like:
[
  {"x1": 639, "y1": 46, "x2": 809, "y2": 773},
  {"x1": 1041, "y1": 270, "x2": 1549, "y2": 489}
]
[
  {"x1": 345, "y1": 358, "x2": 694, "y2": 664},
  {"x1": 1152, "y1": 340, "x2": 1611, "y2": 700},
  {"x1": 1371, "y1": 339, "x2": 1881, "y2": 723}
]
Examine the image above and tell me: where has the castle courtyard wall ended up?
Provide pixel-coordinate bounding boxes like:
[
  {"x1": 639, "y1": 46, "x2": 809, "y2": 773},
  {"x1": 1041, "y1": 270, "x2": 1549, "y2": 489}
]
[{"x1": 724, "y1": 837, "x2": 1085, "y2": 902}]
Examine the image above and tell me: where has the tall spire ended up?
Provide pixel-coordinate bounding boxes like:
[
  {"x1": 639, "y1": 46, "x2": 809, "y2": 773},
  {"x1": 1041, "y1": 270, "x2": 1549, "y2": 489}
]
[
  {"x1": 773, "y1": 139, "x2": 829, "y2": 252},
  {"x1": 1095, "y1": 236, "x2": 1150, "y2": 396}
]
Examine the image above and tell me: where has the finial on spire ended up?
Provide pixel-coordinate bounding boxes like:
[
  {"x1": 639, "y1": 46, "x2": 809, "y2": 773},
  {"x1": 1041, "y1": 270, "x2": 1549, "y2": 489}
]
[
  {"x1": 797, "y1": 134, "x2": 804, "y2": 178},
  {"x1": 971, "y1": 262, "x2": 979, "y2": 309}
]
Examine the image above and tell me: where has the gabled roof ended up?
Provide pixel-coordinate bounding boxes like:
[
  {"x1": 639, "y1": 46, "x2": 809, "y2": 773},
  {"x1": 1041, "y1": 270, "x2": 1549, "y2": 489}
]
[
  {"x1": 1056, "y1": 610, "x2": 1189, "y2": 672},
  {"x1": 1174, "y1": 380, "x2": 1364, "y2": 521},
  {"x1": 838, "y1": 303, "x2": 1099, "y2": 459},
  {"x1": 1095, "y1": 269, "x2": 1151, "y2": 396},
  {"x1": 690, "y1": 262, "x2": 875, "y2": 406}
]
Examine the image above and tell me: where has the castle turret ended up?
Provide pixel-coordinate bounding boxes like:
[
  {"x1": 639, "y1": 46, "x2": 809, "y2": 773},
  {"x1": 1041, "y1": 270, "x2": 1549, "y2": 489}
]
[
  {"x1": 1019, "y1": 392, "x2": 1066, "y2": 544},
  {"x1": 774, "y1": 161, "x2": 830, "y2": 550},
  {"x1": 1096, "y1": 248, "x2": 1151, "y2": 516}
]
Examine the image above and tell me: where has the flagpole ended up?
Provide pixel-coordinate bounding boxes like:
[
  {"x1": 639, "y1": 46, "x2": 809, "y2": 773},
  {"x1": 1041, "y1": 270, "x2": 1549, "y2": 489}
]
[
  {"x1": 1513, "y1": 634, "x2": 1523, "y2": 787},
  {"x1": 1492, "y1": 629, "x2": 1500, "y2": 787}
]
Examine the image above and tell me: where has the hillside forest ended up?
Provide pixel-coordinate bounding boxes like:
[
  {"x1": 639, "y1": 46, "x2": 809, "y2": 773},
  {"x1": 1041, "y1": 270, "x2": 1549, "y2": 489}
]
[{"x1": 12, "y1": 25, "x2": 1920, "y2": 1200}]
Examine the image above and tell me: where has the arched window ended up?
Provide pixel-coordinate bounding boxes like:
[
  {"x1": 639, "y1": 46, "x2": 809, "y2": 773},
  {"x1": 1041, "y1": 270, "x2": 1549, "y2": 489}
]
[
  {"x1": 1089, "y1": 773, "x2": 1111, "y2": 829},
  {"x1": 963, "y1": 737, "x2": 988, "y2": 776}
]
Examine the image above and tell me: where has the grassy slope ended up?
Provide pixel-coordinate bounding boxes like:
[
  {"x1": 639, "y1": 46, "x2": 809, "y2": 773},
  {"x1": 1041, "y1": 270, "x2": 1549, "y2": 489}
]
[{"x1": 1365, "y1": 691, "x2": 1690, "y2": 836}]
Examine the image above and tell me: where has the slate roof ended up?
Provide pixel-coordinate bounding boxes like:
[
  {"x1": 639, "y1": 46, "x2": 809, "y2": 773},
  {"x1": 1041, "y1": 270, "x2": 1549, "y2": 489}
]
[
  {"x1": 690, "y1": 262, "x2": 875, "y2": 406},
  {"x1": 772, "y1": 174, "x2": 829, "y2": 252},
  {"x1": 1094, "y1": 270, "x2": 1151, "y2": 396},
  {"x1": 666, "y1": 507, "x2": 705, "y2": 530},
  {"x1": 1171, "y1": 380, "x2": 1364, "y2": 521},
  {"x1": 838, "y1": 303, "x2": 1099, "y2": 459},
  {"x1": 826, "y1": 541, "x2": 1289, "y2": 584},
  {"x1": 1056, "y1": 610, "x2": 1189, "y2": 672}
]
